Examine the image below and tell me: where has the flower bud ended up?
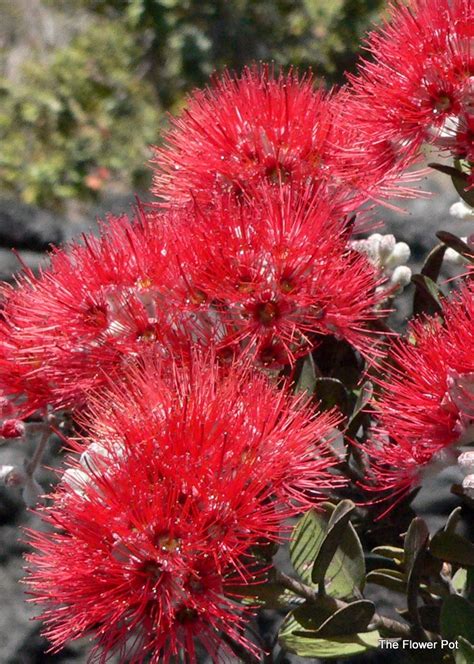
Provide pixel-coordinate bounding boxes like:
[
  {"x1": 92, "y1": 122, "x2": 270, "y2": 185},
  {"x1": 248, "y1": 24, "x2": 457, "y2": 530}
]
[
  {"x1": 378, "y1": 234, "x2": 396, "y2": 262},
  {"x1": 457, "y1": 451, "x2": 474, "y2": 474},
  {"x1": 385, "y1": 242, "x2": 411, "y2": 269},
  {"x1": 444, "y1": 246, "x2": 468, "y2": 266},
  {"x1": 62, "y1": 468, "x2": 90, "y2": 496},
  {"x1": 462, "y1": 474, "x2": 474, "y2": 499},
  {"x1": 390, "y1": 265, "x2": 412, "y2": 289},
  {"x1": 0, "y1": 464, "x2": 26, "y2": 487},
  {"x1": 449, "y1": 200, "x2": 474, "y2": 220}
]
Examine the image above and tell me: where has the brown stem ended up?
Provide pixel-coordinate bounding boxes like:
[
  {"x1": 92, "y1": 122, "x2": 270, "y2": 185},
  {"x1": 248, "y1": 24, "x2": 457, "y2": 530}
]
[{"x1": 24, "y1": 416, "x2": 54, "y2": 478}]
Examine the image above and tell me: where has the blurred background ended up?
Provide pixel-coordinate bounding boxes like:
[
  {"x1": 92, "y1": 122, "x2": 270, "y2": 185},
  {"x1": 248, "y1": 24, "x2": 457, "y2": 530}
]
[{"x1": 0, "y1": 1, "x2": 469, "y2": 662}]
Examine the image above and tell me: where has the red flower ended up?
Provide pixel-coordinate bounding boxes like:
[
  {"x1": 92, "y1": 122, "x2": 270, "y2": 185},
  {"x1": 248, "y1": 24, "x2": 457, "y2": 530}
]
[
  {"x1": 348, "y1": 0, "x2": 474, "y2": 160},
  {"x1": 0, "y1": 418, "x2": 25, "y2": 439},
  {"x1": 365, "y1": 282, "x2": 474, "y2": 502},
  {"x1": 164, "y1": 183, "x2": 388, "y2": 365},
  {"x1": 0, "y1": 211, "x2": 172, "y2": 414},
  {"x1": 152, "y1": 66, "x2": 420, "y2": 215},
  {"x1": 26, "y1": 353, "x2": 342, "y2": 663}
]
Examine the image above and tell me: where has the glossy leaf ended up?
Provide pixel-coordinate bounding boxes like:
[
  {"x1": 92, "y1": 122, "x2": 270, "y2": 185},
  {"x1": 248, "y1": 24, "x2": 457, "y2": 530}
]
[
  {"x1": 295, "y1": 354, "x2": 317, "y2": 395},
  {"x1": 404, "y1": 517, "x2": 429, "y2": 619},
  {"x1": 280, "y1": 630, "x2": 380, "y2": 659},
  {"x1": 310, "y1": 600, "x2": 375, "y2": 638},
  {"x1": 314, "y1": 377, "x2": 350, "y2": 415},
  {"x1": 455, "y1": 637, "x2": 474, "y2": 664},
  {"x1": 279, "y1": 599, "x2": 338, "y2": 638},
  {"x1": 437, "y1": 232, "x2": 474, "y2": 263},
  {"x1": 444, "y1": 506, "x2": 463, "y2": 534},
  {"x1": 371, "y1": 546, "x2": 404, "y2": 564},
  {"x1": 419, "y1": 242, "x2": 447, "y2": 282},
  {"x1": 311, "y1": 500, "x2": 356, "y2": 585},
  {"x1": 290, "y1": 510, "x2": 326, "y2": 584},
  {"x1": 430, "y1": 531, "x2": 474, "y2": 567},
  {"x1": 226, "y1": 581, "x2": 298, "y2": 608},
  {"x1": 366, "y1": 569, "x2": 407, "y2": 594},
  {"x1": 412, "y1": 274, "x2": 443, "y2": 316},
  {"x1": 441, "y1": 595, "x2": 474, "y2": 644}
]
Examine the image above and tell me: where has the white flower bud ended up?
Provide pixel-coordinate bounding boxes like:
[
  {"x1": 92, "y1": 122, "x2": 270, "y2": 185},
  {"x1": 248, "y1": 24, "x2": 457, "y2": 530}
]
[
  {"x1": 62, "y1": 468, "x2": 90, "y2": 495},
  {"x1": 390, "y1": 265, "x2": 412, "y2": 288},
  {"x1": 378, "y1": 234, "x2": 396, "y2": 262},
  {"x1": 458, "y1": 451, "x2": 474, "y2": 474},
  {"x1": 462, "y1": 474, "x2": 474, "y2": 499},
  {"x1": 449, "y1": 200, "x2": 474, "y2": 220},
  {"x1": 444, "y1": 246, "x2": 468, "y2": 266},
  {"x1": 385, "y1": 242, "x2": 411, "y2": 269}
]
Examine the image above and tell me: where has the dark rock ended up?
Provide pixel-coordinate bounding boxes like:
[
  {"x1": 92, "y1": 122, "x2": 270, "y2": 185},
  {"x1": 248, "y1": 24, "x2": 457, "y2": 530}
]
[
  {"x1": 0, "y1": 199, "x2": 63, "y2": 251},
  {"x1": 0, "y1": 249, "x2": 48, "y2": 283}
]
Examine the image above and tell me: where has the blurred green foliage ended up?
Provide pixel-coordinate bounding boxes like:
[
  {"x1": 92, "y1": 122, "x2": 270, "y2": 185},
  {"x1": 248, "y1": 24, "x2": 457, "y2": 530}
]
[
  {"x1": 0, "y1": 19, "x2": 160, "y2": 209},
  {"x1": 0, "y1": 0, "x2": 384, "y2": 209},
  {"x1": 81, "y1": 0, "x2": 384, "y2": 106}
]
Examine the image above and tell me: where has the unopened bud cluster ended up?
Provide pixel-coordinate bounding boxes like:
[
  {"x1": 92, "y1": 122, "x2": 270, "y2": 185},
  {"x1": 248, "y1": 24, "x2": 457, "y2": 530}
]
[
  {"x1": 351, "y1": 233, "x2": 412, "y2": 292},
  {"x1": 458, "y1": 451, "x2": 474, "y2": 500}
]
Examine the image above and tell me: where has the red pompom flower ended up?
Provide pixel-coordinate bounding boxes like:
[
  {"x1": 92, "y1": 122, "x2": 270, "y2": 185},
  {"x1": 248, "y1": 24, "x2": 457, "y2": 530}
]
[
  {"x1": 0, "y1": 212, "x2": 173, "y2": 414},
  {"x1": 164, "y1": 183, "x2": 388, "y2": 366},
  {"x1": 348, "y1": 0, "x2": 474, "y2": 167},
  {"x1": 152, "y1": 66, "x2": 420, "y2": 214},
  {"x1": 365, "y1": 281, "x2": 474, "y2": 503},
  {"x1": 26, "y1": 353, "x2": 342, "y2": 663}
]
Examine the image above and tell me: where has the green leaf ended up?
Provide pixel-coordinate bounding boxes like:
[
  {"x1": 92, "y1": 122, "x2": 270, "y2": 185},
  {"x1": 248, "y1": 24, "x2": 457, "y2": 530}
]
[
  {"x1": 420, "y1": 243, "x2": 447, "y2": 282},
  {"x1": 309, "y1": 600, "x2": 375, "y2": 638},
  {"x1": 456, "y1": 637, "x2": 474, "y2": 664},
  {"x1": 346, "y1": 382, "x2": 373, "y2": 437},
  {"x1": 280, "y1": 630, "x2": 380, "y2": 659},
  {"x1": 290, "y1": 510, "x2": 326, "y2": 584},
  {"x1": 444, "y1": 506, "x2": 463, "y2": 534},
  {"x1": 279, "y1": 599, "x2": 338, "y2": 638},
  {"x1": 366, "y1": 569, "x2": 407, "y2": 594},
  {"x1": 428, "y1": 162, "x2": 464, "y2": 178},
  {"x1": 441, "y1": 595, "x2": 474, "y2": 643},
  {"x1": 351, "y1": 382, "x2": 373, "y2": 419},
  {"x1": 404, "y1": 517, "x2": 429, "y2": 577},
  {"x1": 452, "y1": 174, "x2": 474, "y2": 208},
  {"x1": 312, "y1": 500, "x2": 356, "y2": 584},
  {"x1": 428, "y1": 161, "x2": 474, "y2": 206},
  {"x1": 452, "y1": 568, "x2": 468, "y2": 595},
  {"x1": 314, "y1": 377, "x2": 350, "y2": 415},
  {"x1": 430, "y1": 531, "x2": 474, "y2": 566},
  {"x1": 371, "y1": 546, "x2": 404, "y2": 564},
  {"x1": 404, "y1": 518, "x2": 429, "y2": 617},
  {"x1": 290, "y1": 503, "x2": 365, "y2": 599},
  {"x1": 225, "y1": 581, "x2": 298, "y2": 609},
  {"x1": 412, "y1": 274, "x2": 443, "y2": 316},
  {"x1": 295, "y1": 354, "x2": 317, "y2": 395}
]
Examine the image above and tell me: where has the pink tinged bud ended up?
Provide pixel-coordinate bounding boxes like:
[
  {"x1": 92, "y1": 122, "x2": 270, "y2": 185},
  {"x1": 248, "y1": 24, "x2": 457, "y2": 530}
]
[
  {"x1": 0, "y1": 465, "x2": 26, "y2": 487},
  {"x1": 0, "y1": 419, "x2": 25, "y2": 439}
]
